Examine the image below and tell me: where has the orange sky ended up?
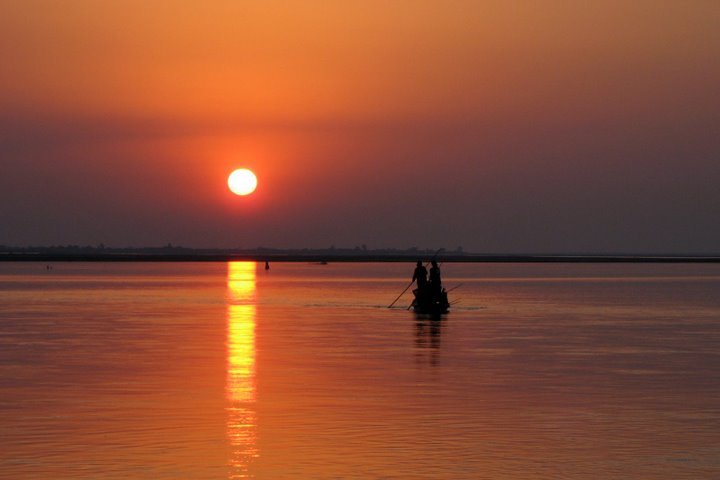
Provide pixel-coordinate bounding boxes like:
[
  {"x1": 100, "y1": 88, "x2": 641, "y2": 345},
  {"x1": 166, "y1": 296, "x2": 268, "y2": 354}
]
[{"x1": 2, "y1": 1, "x2": 720, "y2": 252}]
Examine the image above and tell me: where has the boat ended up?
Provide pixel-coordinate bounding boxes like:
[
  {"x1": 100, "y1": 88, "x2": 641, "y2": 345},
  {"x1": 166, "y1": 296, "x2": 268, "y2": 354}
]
[{"x1": 410, "y1": 287, "x2": 450, "y2": 315}]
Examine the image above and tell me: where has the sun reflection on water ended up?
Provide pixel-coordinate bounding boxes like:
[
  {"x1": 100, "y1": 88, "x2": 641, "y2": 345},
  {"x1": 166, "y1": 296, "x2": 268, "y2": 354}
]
[{"x1": 226, "y1": 262, "x2": 258, "y2": 478}]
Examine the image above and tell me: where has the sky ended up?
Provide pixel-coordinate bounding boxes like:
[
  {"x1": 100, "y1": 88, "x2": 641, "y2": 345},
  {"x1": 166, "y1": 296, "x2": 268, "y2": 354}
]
[{"x1": 1, "y1": 0, "x2": 719, "y2": 254}]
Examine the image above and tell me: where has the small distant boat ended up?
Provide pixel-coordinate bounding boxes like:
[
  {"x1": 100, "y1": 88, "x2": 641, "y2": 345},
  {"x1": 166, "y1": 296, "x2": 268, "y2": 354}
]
[{"x1": 410, "y1": 288, "x2": 450, "y2": 315}]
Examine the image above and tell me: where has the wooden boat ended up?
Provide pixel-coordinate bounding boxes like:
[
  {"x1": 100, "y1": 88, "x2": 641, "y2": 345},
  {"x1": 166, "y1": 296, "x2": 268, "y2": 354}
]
[{"x1": 411, "y1": 287, "x2": 449, "y2": 314}]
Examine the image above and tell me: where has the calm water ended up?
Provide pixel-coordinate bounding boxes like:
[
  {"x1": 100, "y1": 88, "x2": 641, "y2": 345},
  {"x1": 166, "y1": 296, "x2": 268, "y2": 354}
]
[{"x1": 1, "y1": 262, "x2": 719, "y2": 479}]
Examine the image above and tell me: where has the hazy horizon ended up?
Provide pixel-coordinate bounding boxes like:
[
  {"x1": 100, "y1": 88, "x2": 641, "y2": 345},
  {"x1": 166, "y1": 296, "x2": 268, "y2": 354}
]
[{"x1": 3, "y1": 243, "x2": 719, "y2": 258}]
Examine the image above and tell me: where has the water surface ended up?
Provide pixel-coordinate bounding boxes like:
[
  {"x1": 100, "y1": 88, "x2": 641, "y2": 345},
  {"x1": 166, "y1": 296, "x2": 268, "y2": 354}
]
[{"x1": 1, "y1": 262, "x2": 719, "y2": 479}]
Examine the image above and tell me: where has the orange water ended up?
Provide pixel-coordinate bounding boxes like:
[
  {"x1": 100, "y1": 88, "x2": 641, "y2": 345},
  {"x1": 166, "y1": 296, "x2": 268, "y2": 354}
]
[{"x1": 1, "y1": 262, "x2": 719, "y2": 479}]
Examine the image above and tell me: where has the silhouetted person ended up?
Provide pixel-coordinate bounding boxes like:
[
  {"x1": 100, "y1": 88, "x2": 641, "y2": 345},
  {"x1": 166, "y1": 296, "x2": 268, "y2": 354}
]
[
  {"x1": 412, "y1": 260, "x2": 428, "y2": 290},
  {"x1": 265, "y1": 261, "x2": 270, "y2": 270},
  {"x1": 429, "y1": 260, "x2": 442, "y2": 295}
]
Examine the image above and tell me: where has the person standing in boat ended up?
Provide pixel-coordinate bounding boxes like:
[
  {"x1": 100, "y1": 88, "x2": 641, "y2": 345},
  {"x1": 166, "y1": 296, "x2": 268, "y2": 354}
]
[
  {"x1": 412, "y1": 260, "x2": 428, "y2": 291},
  {"x1": 429, "y1": 260, "x2": 442, "y2": 296}
]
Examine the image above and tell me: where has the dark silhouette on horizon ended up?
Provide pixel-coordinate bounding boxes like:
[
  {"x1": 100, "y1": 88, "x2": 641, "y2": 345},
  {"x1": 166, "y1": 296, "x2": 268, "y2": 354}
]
[
  {"x1": 2, "y1": 244, "x2": 720, "y2": 263},
  {"x1": 409, "y1": 260, "x2": 450, "y2": 314}
]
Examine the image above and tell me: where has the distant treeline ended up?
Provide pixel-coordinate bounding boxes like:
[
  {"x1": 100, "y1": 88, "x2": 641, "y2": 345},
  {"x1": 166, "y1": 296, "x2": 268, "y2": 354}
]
[{"x1": 1, "y1": 244, "x2": 719, "y2": 263}]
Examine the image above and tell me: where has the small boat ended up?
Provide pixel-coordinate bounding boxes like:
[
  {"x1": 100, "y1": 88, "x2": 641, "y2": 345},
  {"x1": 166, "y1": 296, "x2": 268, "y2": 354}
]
[{"x1": 411, "y1": 287, "x2": 450, "y2": 315}]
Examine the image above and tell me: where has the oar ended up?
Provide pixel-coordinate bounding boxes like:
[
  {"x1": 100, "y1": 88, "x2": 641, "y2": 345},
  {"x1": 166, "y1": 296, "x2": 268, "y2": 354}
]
[
  {"x1": 446, "y1": 283, "x2": 463, "y2": 293},
  {"x1": 388, "y1": 281, "x2": 414, "y2": 308}
]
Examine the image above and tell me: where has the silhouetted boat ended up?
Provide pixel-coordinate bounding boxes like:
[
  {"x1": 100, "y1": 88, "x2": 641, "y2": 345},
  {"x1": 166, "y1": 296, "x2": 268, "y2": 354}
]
[{"x1": 410, "y1": 288, "x2": 449, "y2": 314}]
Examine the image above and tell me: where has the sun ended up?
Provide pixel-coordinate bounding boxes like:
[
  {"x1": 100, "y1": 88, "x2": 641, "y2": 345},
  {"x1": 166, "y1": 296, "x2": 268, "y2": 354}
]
[{"x1": 228, "y1": 169, "x2": 258, "y2": 196}]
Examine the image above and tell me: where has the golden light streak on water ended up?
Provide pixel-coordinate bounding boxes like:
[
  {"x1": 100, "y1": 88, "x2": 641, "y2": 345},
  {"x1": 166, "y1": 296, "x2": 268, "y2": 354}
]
[{"x1": 226, "y1": 262, "x2": 258, "y2": 478}]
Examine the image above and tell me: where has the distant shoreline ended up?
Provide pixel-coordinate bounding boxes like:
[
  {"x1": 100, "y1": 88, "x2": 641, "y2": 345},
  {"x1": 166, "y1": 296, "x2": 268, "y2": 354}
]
[{"x1": 2, "y1": 253, "x2": 719, "y2": 263}]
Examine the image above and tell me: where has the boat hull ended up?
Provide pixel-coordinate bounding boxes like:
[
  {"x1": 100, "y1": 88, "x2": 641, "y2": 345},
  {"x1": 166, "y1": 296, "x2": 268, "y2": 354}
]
[{"x1": 411, "y1": 288, "x2": 449, "y2": 314}]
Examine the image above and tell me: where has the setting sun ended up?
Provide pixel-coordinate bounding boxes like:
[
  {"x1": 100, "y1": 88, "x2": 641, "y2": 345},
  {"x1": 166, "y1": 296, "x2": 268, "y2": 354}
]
[{"x1": 228, "y1": 169, "x2": 258, "y2": 196}]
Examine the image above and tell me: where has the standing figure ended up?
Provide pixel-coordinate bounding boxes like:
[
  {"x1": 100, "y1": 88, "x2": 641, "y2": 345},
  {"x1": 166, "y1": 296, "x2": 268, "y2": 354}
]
[
  {"x1": 412, "y1": 260, "x2": 428, "y2": 291},
  {"x1": 429, "y1": 260, "x2": 442, "y2": 296}
]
